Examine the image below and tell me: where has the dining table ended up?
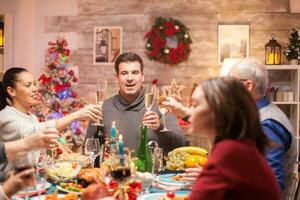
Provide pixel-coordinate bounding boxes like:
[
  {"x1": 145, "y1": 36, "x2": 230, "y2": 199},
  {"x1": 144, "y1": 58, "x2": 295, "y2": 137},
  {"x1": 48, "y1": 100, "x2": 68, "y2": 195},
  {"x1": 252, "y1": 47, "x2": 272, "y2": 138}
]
[{"x1": 11, "y1": 171, "x2": 192, "y2": 200}]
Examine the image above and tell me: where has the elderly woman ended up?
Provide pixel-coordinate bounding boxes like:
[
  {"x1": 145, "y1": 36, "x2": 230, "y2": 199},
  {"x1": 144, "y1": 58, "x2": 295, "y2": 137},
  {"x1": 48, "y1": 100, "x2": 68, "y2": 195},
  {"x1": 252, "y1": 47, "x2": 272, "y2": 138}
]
[{"x1": 185, "y1": 77, "x2": 280, "y2": 199}]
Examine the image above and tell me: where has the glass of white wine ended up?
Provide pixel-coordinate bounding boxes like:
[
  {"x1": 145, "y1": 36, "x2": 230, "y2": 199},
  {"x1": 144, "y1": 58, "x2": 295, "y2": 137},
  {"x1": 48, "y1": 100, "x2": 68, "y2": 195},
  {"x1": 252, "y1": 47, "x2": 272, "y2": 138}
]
[
  {"x1": 144, "y1": 84, "x2": 156, "y2": 111},
  {"x1": 93, "y1": 79, "x2": 107, "y2": 126},
  {"x1": 156, "y1": 87, "x2": 169, "y2": 132}
]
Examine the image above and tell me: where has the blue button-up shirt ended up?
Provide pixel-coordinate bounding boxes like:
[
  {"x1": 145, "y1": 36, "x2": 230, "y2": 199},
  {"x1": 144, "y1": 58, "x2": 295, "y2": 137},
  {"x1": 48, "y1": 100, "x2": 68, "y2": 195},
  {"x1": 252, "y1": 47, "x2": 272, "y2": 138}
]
[{"x1": 257, "y1": 97, "x2": 292, "y2": 191}]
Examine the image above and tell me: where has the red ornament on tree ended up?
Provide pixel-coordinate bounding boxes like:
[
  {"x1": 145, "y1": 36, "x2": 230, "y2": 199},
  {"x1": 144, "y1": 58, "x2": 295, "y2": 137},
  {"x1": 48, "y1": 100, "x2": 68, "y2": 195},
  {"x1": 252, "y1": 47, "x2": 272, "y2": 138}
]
[
  {"x1": 71, "y1": 92, "x2": 77, "y2": 98},
  {"x1": 73, "y1": 77, "x2": 78, "y2": 83},
  {"x1": 69, "y1": 70, "x2": 74, "y2": 76},
  {"x1": 66, "y1": 82, "x2": 71, "y2": 87}
]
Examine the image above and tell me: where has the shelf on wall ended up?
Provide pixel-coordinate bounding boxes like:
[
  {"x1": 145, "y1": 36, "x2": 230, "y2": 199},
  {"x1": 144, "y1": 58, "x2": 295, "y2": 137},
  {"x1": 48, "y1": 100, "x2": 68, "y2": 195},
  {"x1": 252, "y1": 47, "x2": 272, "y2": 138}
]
[
  {"x1": 272, "y1": 101, "x2": 300, "y2": 105},
  {"x1": 266, "y1": 65, "x2": 300, "y2": 70}
]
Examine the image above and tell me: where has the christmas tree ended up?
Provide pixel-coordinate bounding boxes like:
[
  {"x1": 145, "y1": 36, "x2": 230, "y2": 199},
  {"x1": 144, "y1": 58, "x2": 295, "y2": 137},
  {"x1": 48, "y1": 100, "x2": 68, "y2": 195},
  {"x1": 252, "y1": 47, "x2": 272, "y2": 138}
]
[
  {"x1": 285, "y1": 29, "x2": 300, "y2": 61},
  {"x1": 32, "y1": 37, "x2": 85, "y2": 151}
]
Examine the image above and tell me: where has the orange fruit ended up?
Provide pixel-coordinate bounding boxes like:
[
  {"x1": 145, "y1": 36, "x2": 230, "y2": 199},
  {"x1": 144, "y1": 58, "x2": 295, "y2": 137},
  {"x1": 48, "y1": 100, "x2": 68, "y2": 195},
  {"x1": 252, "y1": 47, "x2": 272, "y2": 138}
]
[
  {"x1": 198, "y1": 156, "x2": 208, "y2": 166},
  {"x1": 185, "y1": 155, "x2": 200, "y2": 168},
  {"x1": 185, "y1": 155, "x2": 208, "y2": 168}
]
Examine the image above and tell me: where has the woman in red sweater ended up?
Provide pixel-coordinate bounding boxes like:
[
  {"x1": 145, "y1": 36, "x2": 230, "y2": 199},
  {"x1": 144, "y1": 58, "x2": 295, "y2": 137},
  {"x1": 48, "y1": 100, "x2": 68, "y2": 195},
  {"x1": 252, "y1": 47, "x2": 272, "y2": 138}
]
[{"x1": 188, "y1": 77, "x2": 280, "y2": 200}]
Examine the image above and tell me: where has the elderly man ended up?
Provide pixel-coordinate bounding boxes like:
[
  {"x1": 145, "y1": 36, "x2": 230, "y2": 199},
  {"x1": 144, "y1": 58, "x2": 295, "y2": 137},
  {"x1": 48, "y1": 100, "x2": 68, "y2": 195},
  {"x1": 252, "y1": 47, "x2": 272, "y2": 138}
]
[
  {"x1": 229, "y1": 59, "x2": 296, "y2": 199},
  {"x1": 85, "y1": 52, "x2": 185, "y2": 153}
]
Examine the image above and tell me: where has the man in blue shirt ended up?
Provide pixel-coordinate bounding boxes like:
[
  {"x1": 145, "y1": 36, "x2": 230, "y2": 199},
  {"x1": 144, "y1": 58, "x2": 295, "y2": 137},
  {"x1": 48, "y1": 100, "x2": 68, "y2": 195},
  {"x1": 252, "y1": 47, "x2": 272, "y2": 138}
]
[{"x1": 229, "y1": 59, "x2": 297, "y2": 200}]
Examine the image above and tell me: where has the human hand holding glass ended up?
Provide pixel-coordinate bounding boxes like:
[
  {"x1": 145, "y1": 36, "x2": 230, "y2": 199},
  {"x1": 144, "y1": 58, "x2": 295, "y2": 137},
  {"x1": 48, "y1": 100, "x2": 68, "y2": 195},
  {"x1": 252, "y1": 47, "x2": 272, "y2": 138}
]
[
  {"x1": 42, "y1": 125, "x2": 59, "y2": 163},
  {"x1": 13, "y1": 152, "x2": 36, "y2": 200},
  {"x1": 162, "y1": 96, "x2": 189, "y2": 119}
]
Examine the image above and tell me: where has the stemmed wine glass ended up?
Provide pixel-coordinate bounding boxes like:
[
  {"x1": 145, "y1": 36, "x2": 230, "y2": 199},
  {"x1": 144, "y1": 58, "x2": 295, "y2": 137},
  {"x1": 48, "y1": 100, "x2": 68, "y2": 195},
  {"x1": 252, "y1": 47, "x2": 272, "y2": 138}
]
[
  {"x1": 32, "y1": 150, "x2": 47, "y2": 200},
  {"x1": 13, "y1": 152, "x2": 36, "y2": 200},
  {"x1": 93, "y1": 79, "x2": 107, "y2": 126},
  {"x1": 110, "y1": 155, "x2": 132, "y2": 199},
  {"x1": 156, "y1": 87, "x2": 169, "y2": 132},
  {"x1": 84, "y1": 138, "x2": 101, "y2": 167},
  {"x1": 144, "y1": 84, "x2": 156, "y2": 111}
]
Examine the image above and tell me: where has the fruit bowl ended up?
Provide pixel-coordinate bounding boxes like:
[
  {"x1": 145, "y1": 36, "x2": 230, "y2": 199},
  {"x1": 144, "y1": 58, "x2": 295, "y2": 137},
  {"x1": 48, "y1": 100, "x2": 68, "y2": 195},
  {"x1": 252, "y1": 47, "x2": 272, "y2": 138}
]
[{"x1": 45, "y1": 160, "x2": 83, "y2": 182}]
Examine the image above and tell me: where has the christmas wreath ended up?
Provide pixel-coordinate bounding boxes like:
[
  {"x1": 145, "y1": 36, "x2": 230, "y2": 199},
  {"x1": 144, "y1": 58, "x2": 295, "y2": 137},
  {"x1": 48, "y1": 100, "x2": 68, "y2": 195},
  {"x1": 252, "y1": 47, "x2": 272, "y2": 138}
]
[{"x1": 145, "y1": 17, "x2": 192, "y2": 65}]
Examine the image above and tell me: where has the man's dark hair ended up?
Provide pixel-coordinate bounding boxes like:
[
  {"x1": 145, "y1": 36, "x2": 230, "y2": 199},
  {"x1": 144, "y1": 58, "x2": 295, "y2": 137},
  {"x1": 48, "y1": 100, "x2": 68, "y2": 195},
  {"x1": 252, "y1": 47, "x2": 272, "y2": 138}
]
[{"x1": 114, "y1": 52, "x2": 144, "y2": 74}]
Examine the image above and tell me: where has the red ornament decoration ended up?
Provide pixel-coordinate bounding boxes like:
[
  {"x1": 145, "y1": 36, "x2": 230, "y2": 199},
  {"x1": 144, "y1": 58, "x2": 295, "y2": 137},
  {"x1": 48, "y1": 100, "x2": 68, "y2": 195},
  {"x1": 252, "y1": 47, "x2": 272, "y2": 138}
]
[
  {"x1": 66, "y1": 82, "x2": 71, "y2": 87},
  {"x1": 71, "y1": 92, "x2": 77, "y2": 98},
  {"x1": 55, "y1": 83, "x2": 67, "y2": 92},
  {"x1": 73, "y1": 77, "x2": 78, "y2": 83},
  {"x1": 152, "y1": 79, "x2": 158, "y2": 85},
  {"x1": 39, "y1": 74, "x2": 52, "y2": 85},
  {"x1": 69, "y1": 70, "x2": 74, "y2": 76},
  {"x1": 145, "y1": 17, "x2": 192, "y2": 65},
  {"x1": 75, "y1": 128, "x2": 82, "y2": 135}
]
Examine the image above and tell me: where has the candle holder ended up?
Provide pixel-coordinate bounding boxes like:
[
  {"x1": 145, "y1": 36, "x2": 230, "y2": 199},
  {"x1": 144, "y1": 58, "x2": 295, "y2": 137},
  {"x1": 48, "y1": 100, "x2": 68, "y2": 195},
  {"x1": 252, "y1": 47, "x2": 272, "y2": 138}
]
[{"x1": 265, "y1": 34, "x2": 281, "y2": 65}]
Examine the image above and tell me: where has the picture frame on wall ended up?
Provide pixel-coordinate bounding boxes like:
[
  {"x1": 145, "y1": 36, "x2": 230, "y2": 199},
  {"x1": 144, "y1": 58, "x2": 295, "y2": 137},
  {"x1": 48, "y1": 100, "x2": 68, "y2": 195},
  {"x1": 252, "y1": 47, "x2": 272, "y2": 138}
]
[
  {"x1": 93, "y1": 26, "x2": 122, "y2": 64},
  {"x1": 218, "y1": 25, "x2": 249, "y2": 64}
]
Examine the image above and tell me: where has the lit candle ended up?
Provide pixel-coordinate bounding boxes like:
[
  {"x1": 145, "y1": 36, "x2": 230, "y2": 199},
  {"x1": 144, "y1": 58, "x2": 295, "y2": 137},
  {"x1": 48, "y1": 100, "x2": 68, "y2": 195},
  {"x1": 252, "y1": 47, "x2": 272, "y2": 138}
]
[
  {"x1": 268, "y1": 53, "x2": 275, "y2": 64},
  {"x1": 118, "y1": 134, "x2": 124, "y2": 155},
  {"x1": 275, "y1": 52, "x2": 280, "y2": 64},
  {"x1": 111, "y1": 121, "x2": 116, "y2": 138}
]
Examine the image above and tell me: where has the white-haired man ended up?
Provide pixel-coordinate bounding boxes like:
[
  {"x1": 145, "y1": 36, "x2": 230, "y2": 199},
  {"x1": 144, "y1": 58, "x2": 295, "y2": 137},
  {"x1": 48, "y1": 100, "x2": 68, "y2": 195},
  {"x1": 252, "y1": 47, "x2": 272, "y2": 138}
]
[{"x1": 229, "y1": 58, "x2": 296, "y2": 199}]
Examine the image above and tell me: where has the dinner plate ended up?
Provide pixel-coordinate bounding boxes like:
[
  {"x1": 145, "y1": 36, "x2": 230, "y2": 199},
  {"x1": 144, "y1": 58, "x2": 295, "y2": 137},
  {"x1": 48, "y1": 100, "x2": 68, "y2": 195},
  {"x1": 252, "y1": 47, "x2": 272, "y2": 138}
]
[
  {"x1": 12, "y1": 182, "x2": 51, "y2": 199},
  {"x1": 137, "y1": 193, "x2": 165, "y2": 200},
  {"x1": 137, "y1": 193, "x2": 188, "y2": 200},
  {"x1": 157, "y1": 173, "x2": 187, "y2": 187},
  {"x1": 12, "y1": 193, "x2": 65, "y2": 200},
  {"x1": 56, "y1": 185, "x2": 83, "y2": 195}
]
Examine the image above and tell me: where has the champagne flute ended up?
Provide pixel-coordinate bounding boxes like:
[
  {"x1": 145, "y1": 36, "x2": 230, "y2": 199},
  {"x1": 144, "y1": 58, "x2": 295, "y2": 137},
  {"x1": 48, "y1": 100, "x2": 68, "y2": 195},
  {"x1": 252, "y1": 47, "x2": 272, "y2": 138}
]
[
  {"x1": 93, "y1": 79, "x2": 107, "y2": 126},
  {"x1": 157, "y1": 87, "x2": 170, "y2": 132},
  {"x1": 145, "y1": 84, "x2": 156, "y2": 111},
  {"x1": 43, "y1": 123, "x2": 59, "y2": 164},
  {"x1": 84, "y1": 138, "x2": 101, "y2": 167}
]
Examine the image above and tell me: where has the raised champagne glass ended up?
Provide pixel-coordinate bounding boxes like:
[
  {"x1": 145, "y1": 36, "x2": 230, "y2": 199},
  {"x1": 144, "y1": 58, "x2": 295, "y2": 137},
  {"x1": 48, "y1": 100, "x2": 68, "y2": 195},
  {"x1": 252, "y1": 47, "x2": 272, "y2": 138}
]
[
  {"x1": 93, "y1": 79, "x2": 107, "y2": 126},
  {"x1": 157, "y1": 87, "x2": 169, "y2": 132},
  {"x1": 144, "y1": 84, "x2": 156, "y2": 111}
]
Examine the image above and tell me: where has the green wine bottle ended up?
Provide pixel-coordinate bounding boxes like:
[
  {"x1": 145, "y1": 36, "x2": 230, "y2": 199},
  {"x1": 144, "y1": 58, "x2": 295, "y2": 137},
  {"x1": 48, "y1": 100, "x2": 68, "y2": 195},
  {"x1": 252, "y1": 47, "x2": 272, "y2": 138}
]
[{"x1": 135, "y1": 125, "x2": 153, "y2": 172}]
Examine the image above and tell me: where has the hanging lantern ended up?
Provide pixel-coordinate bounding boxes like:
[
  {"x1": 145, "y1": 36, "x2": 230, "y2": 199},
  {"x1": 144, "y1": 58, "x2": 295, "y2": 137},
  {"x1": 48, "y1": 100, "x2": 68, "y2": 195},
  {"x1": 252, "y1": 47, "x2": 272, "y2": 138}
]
[
  {"x1": 265, "y1": 34, "x2": 281, "y2": 65},
  {"x1": 0, "y1": 21, "x2": 4, "y2": 47}
]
